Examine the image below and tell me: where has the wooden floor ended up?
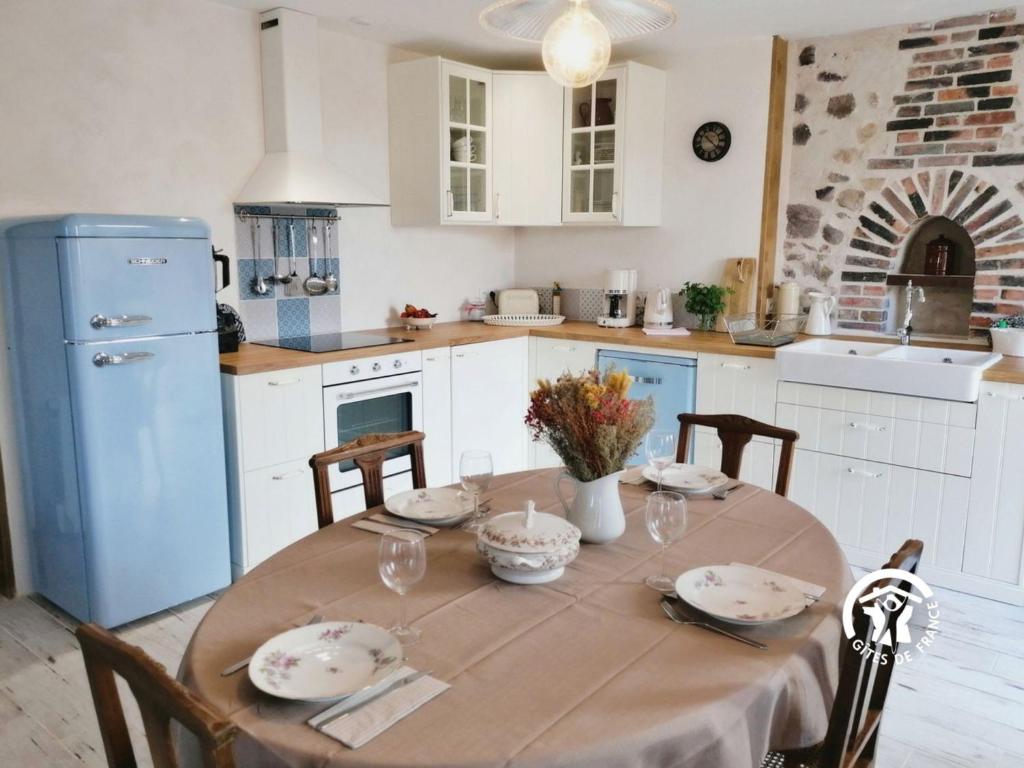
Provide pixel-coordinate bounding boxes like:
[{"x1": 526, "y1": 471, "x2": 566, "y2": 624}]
[{"x1": 0, "y1": 583, "x2": 1021, "y2": 767}]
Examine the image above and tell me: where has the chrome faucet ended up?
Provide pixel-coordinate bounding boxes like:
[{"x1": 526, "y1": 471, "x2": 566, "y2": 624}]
[{"x1": 897, "y1": 280, "x2": 926, "y2": 345}]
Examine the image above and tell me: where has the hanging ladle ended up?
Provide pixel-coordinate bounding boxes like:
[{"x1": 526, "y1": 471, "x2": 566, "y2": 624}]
[
  {"x1": 270, "y1": 219, "x2": 290, "y2": 284},
  {"x1": 304, "y1": 220, "x2": 327, "y2": 296},
  {"x1": 324, "y1": 220, "x2": 338, "y2": 293},
  {"x1": 250, "y1": 218, "x2": 269, "y2": 296},
  {"x1": 287, "y1": 222, "x2": 299, "y2": 281}
]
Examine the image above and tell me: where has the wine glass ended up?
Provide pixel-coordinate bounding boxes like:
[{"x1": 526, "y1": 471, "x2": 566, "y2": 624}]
[
  {"x1": 645, "y1": 429, "x2": 677, "y2": 492},
  {"x1": 378, "y1": 530, "x2": 427, "y2": 645},
  {"x1": 644, "y1": 491, "x2": 688, "y2": 593},
  {"x1": 459, "y1": 449, "x2": 493, "y2": 531}
]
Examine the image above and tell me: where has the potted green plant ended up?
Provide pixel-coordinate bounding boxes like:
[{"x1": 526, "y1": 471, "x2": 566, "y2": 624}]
[
  {"x1": 679, "y1": 282, "x2": 733, "y2": 332},
  {"x1": 991, "y1": 314, "x2": 1024, "y2": 357}
]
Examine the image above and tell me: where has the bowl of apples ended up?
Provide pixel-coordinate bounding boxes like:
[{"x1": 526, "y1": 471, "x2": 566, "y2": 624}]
[{"x1": 400, "y1": 305, "x2": 437, "y2": 330}]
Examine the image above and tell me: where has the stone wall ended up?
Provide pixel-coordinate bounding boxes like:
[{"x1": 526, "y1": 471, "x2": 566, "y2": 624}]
[{"x1": 777, "y1": 7, "x2": 1024, "y2": 334}]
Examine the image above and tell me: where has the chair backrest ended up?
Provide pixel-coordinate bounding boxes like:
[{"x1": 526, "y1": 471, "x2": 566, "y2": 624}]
[
  {"x1": 76, "y1": 623, "x2": 236, "y2": 768},
  {"x1": 309, "y1": 430, "x2": 427, "y2": 529},
  {"x1": 817, "y1": 539, "x2": 925, "y2": 768},
  {"x1": 676, "y1": 413, "x2": 800, "y2": 497}
]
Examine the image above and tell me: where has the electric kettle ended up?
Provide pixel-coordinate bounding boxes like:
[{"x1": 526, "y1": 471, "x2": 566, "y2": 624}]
[
  {"x1": 643, "y1": 287, "x2": 674, "y2": 330},
  {"x1": 805, "y1": 292, "x2": 836, "y2": 336}
]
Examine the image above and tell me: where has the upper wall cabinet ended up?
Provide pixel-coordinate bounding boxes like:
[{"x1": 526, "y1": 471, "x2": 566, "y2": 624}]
[
  {"x1": 389, "y1": 57, "x2": 665, "y2": 228},
  {"x1": 563, "y1": 62, "x2": 665, "y2": 226},
  {"x1": 389, "y1": 58, "x2": 494, "y2": 226}
]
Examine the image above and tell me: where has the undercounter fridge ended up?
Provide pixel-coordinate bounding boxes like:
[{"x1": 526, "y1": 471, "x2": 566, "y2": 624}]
[{"x1": 2, "y1": 215, "x2": 230, "y2": 627}]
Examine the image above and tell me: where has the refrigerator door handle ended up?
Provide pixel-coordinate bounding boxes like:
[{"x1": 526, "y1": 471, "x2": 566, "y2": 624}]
[
  {"x1": 93, "y1": 351, "x2": 155, "y2": 367},
  {"x1": 90, "y1": 314, "x2": 152, "y2": 329}
]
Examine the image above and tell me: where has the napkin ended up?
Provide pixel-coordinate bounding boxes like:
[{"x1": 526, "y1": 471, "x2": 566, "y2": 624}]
[
  {"x1": 368, "y1": 514, "x2": 439, "y2": 535},
  {"x1": 309, "y1": 666, "x2": 449, "y2": 749},
  {"x1": 351, "y1": 519, "x2": 437, "y2": 537},
  {"x1": 619, "y1": 466, "x2": 651, "y2": 486},
  {"x1": 729, "y1": 562, "x2": 827, "y2": 601}
]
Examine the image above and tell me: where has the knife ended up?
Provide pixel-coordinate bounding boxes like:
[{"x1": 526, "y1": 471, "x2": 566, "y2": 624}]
[{"x1": 312, "y1": 670, "x2": 431, "y2": 731}]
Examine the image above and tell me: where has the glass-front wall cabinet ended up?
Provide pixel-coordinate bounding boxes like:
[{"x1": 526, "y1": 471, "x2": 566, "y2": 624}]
[
  {"x1": 564, "y1": 69, "x2": 623, "y2": 223},
  {"x1": 444, "y1": 63, "x2": 492, "y2": 222}
]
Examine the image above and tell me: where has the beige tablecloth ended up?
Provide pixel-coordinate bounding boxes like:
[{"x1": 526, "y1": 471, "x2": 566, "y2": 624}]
[{"x1": 179, "y1": 469, "x2": 852, "y2": 768}]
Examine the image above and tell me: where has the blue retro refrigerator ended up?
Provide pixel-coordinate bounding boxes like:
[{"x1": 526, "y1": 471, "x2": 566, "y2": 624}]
[{"x1": 3, "y1": 215, "x2": 230, "y2": 626}]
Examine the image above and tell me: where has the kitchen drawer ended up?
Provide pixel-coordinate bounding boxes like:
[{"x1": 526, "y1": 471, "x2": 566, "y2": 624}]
[
  {"x1": 241, "y1": 460, "x2": 318, "y2": 569},
  {"x1": 776, "y1": 402, "x2": 975, "y2": 477},
  {"x1": 777, "y1": 381, "x2": 977, "y2": 427},
  {"x1": 696, "y1": 353, "x2": 778, "y2": 440},
  {"x1": 789, "y1": 448, "x2": 970, "y2": 573},
  {"x1": 237, "y1": 365, "x2": 324, "y2": 471}
]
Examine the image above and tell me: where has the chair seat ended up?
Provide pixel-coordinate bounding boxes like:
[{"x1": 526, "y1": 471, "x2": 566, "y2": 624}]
[{"x1": 762, "y1": 751, "x2": 813, "y2": 768}]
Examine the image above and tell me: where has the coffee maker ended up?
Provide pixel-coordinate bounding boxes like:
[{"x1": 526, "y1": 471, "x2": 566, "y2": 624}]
[{"x1": 597, "y1": 269, "x2": 638, "y2": 328}]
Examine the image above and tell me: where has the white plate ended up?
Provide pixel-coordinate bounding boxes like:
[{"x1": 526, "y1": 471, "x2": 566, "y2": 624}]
[
  {"x1": 675, "y1": 565, "x2": 807, "y2": 625},
  {"x1": 385, "y1": 487, "x2": 472, "y2": 526},
  {"x1": 642, "y1": 463, "x2": 729, "y2": 493},
  {"x1": 249, "y1": 621, "x2": 402, "y2": 702}
]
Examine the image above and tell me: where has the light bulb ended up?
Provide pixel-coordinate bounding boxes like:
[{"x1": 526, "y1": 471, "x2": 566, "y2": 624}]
[{"x1": 542, "y1": 1, "x2": 611, "y2": 89}]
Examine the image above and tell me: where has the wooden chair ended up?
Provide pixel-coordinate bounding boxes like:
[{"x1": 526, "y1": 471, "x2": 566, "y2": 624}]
[
  {"x1": 309, "y1": 430, "x2": 427, "y2": 529},
  {"x1": 761, "y1": 539, "x2": 925, "y2": 768},
  {"x1": 77, "y1": 622, "x2": 237, "y2": 768},
  {"x1": 676, "y1": 413, "x2": 800, "y2": 497}
]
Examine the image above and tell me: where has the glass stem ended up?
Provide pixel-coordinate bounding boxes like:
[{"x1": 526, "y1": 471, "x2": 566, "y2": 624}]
[
  {"x1": 474, "y1": 492, "x2": 481, "y2": 519},
  {"x1": 657, "y1": 469, "x2": 663, "y2": 493},
  {"x1": 398, "y1": 590, "x2": 408, "y2": 631},
  {"x1": 661, "y1": 543, "x2": 669, "y2": 579}
]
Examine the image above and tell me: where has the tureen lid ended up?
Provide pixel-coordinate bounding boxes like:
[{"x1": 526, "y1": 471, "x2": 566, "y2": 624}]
[{"x1": 479, "y1": 500, "x2": 581, "y2": 554}]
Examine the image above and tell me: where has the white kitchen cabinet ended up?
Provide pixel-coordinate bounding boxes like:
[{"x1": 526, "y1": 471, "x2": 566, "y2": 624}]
[
  {"x1": 452, "y1": 336, "x2": 529, "y2": 475},
  {"x1": 964, "y1": 382, "x2": 1024, "y2": 588},
  {"x1": 562, "y1": 61, "x2": 666, "y2": 226},
  {"x1": 235, "y1": 365, "x2": 324, "y2": 470},
  {"x1": 389, "y1": 57, "x2": 493, "y2": 225},
  {"x1": 693, "y1": 353, "x2": 779, "y2": 488},
  {"x1": 493, "y1": 72, "x2": 563, "y2": 226},
  {"x1": 422, "y1": 347, "x2": 454, "y2": 485},
  {"x1": 528, "y1": 337, "x2": 597, "y2": 468},
  {"x1": 238, "y1": 460, "x2": 318, "y2": 569}
]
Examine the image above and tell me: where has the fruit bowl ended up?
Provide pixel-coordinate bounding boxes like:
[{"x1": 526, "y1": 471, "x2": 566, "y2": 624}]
[{"x1": 403, "y1": 316, "x2": 436, "y2": 330}]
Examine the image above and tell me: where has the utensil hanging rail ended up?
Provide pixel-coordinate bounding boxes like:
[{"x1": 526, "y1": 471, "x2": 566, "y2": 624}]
[{"x1": 236, "y1": 211, "x2": 339, "y2": 222}]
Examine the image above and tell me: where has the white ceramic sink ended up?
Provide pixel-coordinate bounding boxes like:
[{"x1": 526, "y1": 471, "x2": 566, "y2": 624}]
[{"x1": 776, "y1": 339, "x2": 1002, "y2": 402}]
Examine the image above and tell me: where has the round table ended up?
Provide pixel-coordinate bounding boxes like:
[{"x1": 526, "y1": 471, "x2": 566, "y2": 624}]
[{"x1": 179, "y1": 469, "x2": 852, "y2": 768}]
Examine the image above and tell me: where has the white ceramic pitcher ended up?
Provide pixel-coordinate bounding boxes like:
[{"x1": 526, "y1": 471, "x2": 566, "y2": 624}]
[
  {"x1": 805, "y1": 292, "x2": 836, "y2": 336},
  {"x1": 554, "y1": 471, "x2": 626, "y2": 544}
]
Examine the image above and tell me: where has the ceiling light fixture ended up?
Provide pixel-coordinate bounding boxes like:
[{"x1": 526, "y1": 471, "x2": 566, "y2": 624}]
[{"x1": 481, "y1": 0, "x2": 676, "y2": 87}]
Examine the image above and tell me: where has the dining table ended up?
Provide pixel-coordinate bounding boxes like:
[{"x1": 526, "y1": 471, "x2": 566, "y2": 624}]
[{"x1": 178, "y1": 468, "x2": 853, "y2": 768}]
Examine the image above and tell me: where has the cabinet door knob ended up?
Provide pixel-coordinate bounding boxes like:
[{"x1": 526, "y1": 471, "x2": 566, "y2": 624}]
[
  {"x1": 393, "y1": 359, "x2": 403, "y2": 369},
  {"x1": 847, "y1": 467, "x2": 883, "y2": 479},
  {"x1": 271, "y1": 470, "x2": 304, "y2": 481},
  {"x1": 267, "y1": 378, "x2": 301, "y2": 387},
  {"x1": 350, "y1": 365, "x2": 360, "y2": 375},
  {"x1": 848, "y1": 422, "x2": 886, "y2": 432},
  {"x1": 372, "y1": 362, "x2": 382, "y2": 372}
]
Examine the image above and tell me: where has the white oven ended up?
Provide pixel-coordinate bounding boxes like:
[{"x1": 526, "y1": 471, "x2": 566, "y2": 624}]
[{"x1": 321, "y1": 350, "x2": 423, "y2": 518}]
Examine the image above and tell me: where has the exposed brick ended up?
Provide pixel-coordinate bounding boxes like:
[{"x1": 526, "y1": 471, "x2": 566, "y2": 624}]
[
  {"x1": 913, "y1": 48, "x2": 963, "y2": 63},
  {"x1": 839, "y1": 296, "x2": 887, "y2": 308},
  {"x1": 970, "y1": 315, "x2": 995, "y2": 328},
  {"x1": 937, "y1": 86, "x2": 990, "y2": 101},
  {"x1": 936, "y1": 116, "x2": 962, "y2": 127},
  {"x1": 923, "y1": 129, "x2": 972, "y2": 141},
  {"x1": 965, "y1": 110, "x2": 1016, "y2": 125},
  {"x1": 841, "y1": 271, "x2": 887, "y2": 283},
  {"x1": 977, "y1": 215, "x2": 1024, "y2": 242},
  {"x1": 946, "y1": 141, "x2": 998, "y2": 153},
  {"x1": 968, "y1": 41, "x2": 1020, "y2": 55},
  {"x1": 1001, "y1": 275, "x2": 1024, "y2": 286},
  {"x1": 841, "y1": 285, "x2": 863, "y2": 296},
  {"x1": 850, "y1": 238, "x2": 893, "y2": 256},
  {"x1": 979, "y1": 97, "x2": 1015, "y2": 110},
  {"x1": 987, "y1": 54, "x2": 1015, "y2": 68},
  {"x1": 838, "y1": 309, "x2": 861, "y2": 322},
  {"x1": 862, "y1": 285, "x2": 887, "y2": 296},
  {"x1": 869, "y1": 202, "x2": 897, "y2": 226},
  {"x1": 908, "y1": 65, "x2": 933, "y2": 78},
  {"x1": 996, "y1": 302, "x2": 1024, "y2": 315},
  {"x1": 1002, "y1": 289, "x2": 1024, "y2": 301},
  {"x1": 959, "y1": 69, "x2": 1013, "y2": 85},
  {"x1": 934, "y1": 60, "x2": 984, "y2": 75},
  {"x1": 978, "y1": 258, "x2": 1024, "y2": 271},
  {"x1": 907, "y1": 76, "x2": 955, "y2": 91},
  {"x1": 975, "y1": 274, "x2": 1001, "y2": 285},
  {"x1": 975, "y1": 288, "x2": 1001, "y2": 300},
  {"x1": 918, "y1": 154, "x2": 971, "y2": 167},
  {"x1": 967, "y1": 199, "x2": 1013, "y2": 232},
  {"x1": 954, "y1": 185, "x2": 999, "y2": 224},
  {"x1": 897, "y1": 131, "x2": 921, "y2": 143},
  {"x1": 897, "y1": 105, "x2": 922, "y2": 117},
  {"x1": 952, "y1": 31, "x2": 977, "y2": 42},
  {"x1": 846, "y1": 255, "x2": 892, "y2": 269},
  {"x1": 990, "y1": 10, "x2": 1017, "y2": 24},
  {"x1": 977, "y1": 242, "x2": 1024, "y2": 258},
  {"x1": 860, "y1": 311, "x2": 889, "y2": 323},
  {"x1": 935, "y1": 14, "x2": 989, "y2": 29},
  {"x1": 973, "y1": 302, "x2": 998, "y2": 313},
  {"x1": 887, "y1": 118, "x2": 934, "y2": 131},
  {"x1": 924, "y1": 100, "x2": 977, "y2": 115},
  {"x1": 838, "y1": 321, "x2": 887, "y2": 332},
  {"x1": 978, "y1": 24, "x2": 1024, "y2": 40},
  {"x1": 868, "y1": 158, "x2": 915, "y2": 170},
  {"x1": 896, "y1": 143, "x2": 944, "y2": 156},
  {"x1": 992, "y1": 84, "x2": 1019, "y2": 96},
  {"x1": 900, "y1": 35, "x2": 950, "y2": 49},
  {"x1": 818, "y1": 71, "x2": 846, "y2": 82},
  {"x1": 977, "y1": 126, "x2": 1005, "y2": 139}
]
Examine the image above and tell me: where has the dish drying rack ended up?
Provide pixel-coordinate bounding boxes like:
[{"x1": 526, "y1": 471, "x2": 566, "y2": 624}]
[{"x1": 725, "y1": 313, "x2": 805, "y2": 347}]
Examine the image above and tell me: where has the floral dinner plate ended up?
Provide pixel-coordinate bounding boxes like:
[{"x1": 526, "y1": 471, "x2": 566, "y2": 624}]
[
  {"x1": 675, "y1": 565, "x2": 807, "y2": 625},
  {"x1": 248, "y1": 621, "x2": 402, "y2": 702},
  {"x1": 385, "y1": 487, "x2": 472, "y2": 525},
  {"x1": 642, "y1": 463, "x2": 729, "y2": 494}
]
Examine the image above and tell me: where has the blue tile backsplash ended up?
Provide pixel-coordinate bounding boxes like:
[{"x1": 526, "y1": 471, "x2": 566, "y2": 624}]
[{"x1": 234, "y1": 205, "x2": 341, "y2": 340}]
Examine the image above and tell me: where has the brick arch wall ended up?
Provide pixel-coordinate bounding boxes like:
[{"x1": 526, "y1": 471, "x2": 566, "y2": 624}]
[{"x1": 838, "y1": 169, "x2": 1024, "y2": 332}]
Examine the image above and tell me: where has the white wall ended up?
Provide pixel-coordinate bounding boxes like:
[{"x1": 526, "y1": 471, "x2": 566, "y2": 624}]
[
  {"x1": 0, "y1": 0, "x2": 513, "y2": 592},
  {"x1": 513, "y1": 38, "x2": 775, "y2": 292}
]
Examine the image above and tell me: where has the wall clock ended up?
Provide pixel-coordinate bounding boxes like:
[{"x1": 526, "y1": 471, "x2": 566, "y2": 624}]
[{"x1": 693, "y1": 121, "x2": 731, "y2": 162}]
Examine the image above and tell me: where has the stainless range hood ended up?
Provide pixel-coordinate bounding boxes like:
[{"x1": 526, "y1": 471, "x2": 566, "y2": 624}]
[{"x1": 237, "y1": 8, "x2": 386, "y2": 207}]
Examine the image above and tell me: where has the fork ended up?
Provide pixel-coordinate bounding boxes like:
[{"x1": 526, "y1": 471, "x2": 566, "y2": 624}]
[
  {"x1": 659, "y1": 597, "x2": 767, "y2": 650},
  {"x1": 220, "y1": 613, "x2": 324, "y2": 676}
]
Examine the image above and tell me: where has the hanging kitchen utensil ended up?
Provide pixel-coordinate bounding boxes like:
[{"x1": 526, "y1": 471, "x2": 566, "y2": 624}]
[
  {"x1": 250, "y1": 219, "x2": 269, "y2": 296},
  {"x1": 304, "y1": 220, "x2": 327, "y2": 296},
  {"x1": 324, "y1": 220, "x2": 338, "y2": 293},
  {"x1": 270, "y1": 219, "x2": 290, "y2": 284},
  {"x1": 287, "y1": 222, "x2": 299, "y2": 281}
]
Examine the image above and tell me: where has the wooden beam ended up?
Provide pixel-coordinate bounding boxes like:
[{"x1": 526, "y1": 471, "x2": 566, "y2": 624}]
[{"x1": 756, "y1": 36, "x2": 790, "y2": 317}]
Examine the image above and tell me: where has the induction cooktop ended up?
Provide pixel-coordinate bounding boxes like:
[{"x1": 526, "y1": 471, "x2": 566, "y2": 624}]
[{"x1": 251, "y1": 332, "x2": 413, "y2": 353}]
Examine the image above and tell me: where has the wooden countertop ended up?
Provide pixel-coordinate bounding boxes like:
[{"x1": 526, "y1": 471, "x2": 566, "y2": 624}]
[{"x1": 219, "y1": 320, "x2": 1024, "y2": 385}]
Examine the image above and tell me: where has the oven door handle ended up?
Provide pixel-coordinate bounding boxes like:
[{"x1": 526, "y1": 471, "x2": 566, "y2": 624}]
[{"x1": 335, "y1": 381, "x2": 419, "y2": 401}]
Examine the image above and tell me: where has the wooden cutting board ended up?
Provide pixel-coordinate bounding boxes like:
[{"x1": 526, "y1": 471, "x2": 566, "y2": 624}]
[{"x1": 716, "y1": 258, "x2": 757, "y2": 332}]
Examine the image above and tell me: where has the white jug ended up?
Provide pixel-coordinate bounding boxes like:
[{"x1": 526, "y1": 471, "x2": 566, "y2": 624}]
[
  {"x1": 805, "y1": 292, "x2": 836, "y2": 336},
  {"x1": 554, "y1": 471, "x2": 625, "y2": 544}
]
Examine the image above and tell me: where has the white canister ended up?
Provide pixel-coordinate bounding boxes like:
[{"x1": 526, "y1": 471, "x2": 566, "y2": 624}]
[{"x1": 775, "y1": 282, "x2": 800, "y2": 317}]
